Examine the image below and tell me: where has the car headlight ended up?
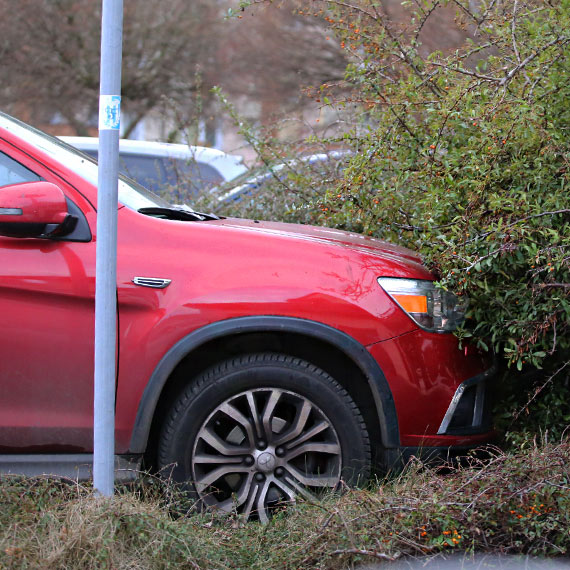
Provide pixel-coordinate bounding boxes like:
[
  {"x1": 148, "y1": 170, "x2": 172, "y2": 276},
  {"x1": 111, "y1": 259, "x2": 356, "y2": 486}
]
[{"x1": 377, "y1": 277, "x2": 467, "y2": 333}]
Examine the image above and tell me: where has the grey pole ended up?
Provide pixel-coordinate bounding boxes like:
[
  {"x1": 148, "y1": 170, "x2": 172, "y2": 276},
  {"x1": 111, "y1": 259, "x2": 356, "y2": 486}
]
[{"x1": 94, "y1": 0, "x2": 124, "y2": 496}]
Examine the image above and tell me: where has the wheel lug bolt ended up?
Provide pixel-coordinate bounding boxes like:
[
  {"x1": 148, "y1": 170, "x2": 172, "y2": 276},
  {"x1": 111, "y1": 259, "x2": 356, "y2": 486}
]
[
  {"x1": 244, "y1": 456, "x2": 254, "y2": 466},
  {"x1": 275, "y1": 447, "x2": 285, "y2": 457},
  {"x1": 275, "y1": 467, "x2": 284, "y2": 477},
  {"x1": 257, "y1": 440, "x2": 267, "y2": 450},
  {"x1": 255, "y1": 472, "x2": 265, "y2": 482}
]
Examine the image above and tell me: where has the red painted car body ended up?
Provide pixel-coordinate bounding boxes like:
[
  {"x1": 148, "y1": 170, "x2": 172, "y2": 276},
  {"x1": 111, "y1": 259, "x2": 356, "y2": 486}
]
[{"x1": 0, "y1": 112, "x2": 494, "y2": 491}]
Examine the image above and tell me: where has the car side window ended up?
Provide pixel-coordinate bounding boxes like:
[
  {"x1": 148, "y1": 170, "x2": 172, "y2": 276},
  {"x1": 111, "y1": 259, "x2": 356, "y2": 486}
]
[
  {"x1": 0, "y1": 152, "x2": 42, "y2": 188},
  {"x1": 118, "y1": 154, "x2": 224, "y2": 195},
  {"x1": 173, "y1": 160, "x2": 223, "y2": 189}
]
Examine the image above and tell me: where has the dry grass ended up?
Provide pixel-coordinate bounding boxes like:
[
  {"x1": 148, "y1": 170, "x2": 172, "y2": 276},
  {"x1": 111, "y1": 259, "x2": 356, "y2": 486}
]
[{"x1": 1, "y1": 440, "x2": 569, "y2": 569}]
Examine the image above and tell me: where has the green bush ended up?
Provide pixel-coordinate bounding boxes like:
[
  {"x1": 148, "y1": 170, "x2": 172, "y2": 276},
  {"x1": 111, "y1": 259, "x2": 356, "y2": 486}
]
[
  {"x1": 324, "y1": 0, "x2": 569, "y2": 372},
  {"x1": 224, "y1": 0, "x2": 569, "y2": 376}
]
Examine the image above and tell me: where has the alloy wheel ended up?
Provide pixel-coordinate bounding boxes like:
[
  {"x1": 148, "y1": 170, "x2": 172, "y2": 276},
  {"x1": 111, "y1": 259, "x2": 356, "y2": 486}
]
[{"x1": 191, "y1": 387, "x2": 342, "y2": 523}]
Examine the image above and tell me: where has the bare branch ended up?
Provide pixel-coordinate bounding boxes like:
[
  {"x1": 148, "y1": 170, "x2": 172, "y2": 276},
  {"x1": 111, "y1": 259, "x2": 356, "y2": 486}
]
[
  {"x1": 512, "y1": 0, "x2": 521, "y2": 64},
  {"x1": 429, "y1": 61, "x2": 499, "y2": 82},
  {"x1": 501, "y1": 36, "x2": 570, "y2": 85},
  {"x1": 512, "y1": 361, "x2": 570, "y2": 423},
  {"x1": 330, "y1": 548, "x2": 401, "y2": 561}
]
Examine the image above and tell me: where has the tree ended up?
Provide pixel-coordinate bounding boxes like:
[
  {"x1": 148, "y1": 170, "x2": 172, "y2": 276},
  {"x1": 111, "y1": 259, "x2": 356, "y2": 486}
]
[
  {"x1": 0, "y1": 0, "x2": 220, "y2": 137},
  {"x1": 218, "y1": 0, "x2": 477, "y2": 128},
  {"x1": 216, "y1": 1, "x2": 348, "y2": 128}
]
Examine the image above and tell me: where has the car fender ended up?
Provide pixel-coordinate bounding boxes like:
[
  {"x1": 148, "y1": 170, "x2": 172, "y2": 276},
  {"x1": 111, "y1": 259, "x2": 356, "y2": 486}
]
[{"x1": 129, "y1": 316, "x2": 400, "y2": 453}]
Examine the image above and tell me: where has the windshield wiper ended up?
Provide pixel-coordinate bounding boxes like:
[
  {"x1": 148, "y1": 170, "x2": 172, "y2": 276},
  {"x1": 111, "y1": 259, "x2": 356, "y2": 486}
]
[{"x1": 138, "y1": 207, "x2": 219, "y2": 221}]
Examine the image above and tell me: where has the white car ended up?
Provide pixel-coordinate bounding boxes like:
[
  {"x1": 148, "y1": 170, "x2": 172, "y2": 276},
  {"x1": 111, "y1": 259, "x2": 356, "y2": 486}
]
[
  {"x1": 215, "y1": 150, "x2": 351, "y2": 205},
  {"x1": 60, "y1": 137, "x2": 248, "y2": 197}
]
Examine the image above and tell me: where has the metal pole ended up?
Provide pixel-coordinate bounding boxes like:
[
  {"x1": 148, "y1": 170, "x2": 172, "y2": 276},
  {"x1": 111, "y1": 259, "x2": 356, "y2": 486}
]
[{"x1": 94, "y1": 0, "x2": 124, "y2": 496}]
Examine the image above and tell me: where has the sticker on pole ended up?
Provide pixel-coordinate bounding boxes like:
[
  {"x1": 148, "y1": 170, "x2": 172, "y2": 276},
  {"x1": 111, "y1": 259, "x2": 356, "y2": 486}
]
[{"x1": 99, "y1": 95, "x2": 121, "y2": 130}]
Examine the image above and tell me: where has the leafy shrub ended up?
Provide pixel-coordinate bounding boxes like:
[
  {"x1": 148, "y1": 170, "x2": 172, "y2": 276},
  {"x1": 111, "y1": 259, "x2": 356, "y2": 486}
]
[
  {"x1": 325, "y1": 0, "x2": 569, "y2": 372},
  {"x1": 227, "y1": 0, "x2": 569, "y2": 376},
  {"x1": 495, "y1": 363, "x2": 570, "y2": 444}
]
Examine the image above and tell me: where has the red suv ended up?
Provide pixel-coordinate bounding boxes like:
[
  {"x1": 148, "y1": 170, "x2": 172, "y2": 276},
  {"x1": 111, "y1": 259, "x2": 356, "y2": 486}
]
[{"x1": 0, "y1": 112, "x2": 494, "y2": 522}]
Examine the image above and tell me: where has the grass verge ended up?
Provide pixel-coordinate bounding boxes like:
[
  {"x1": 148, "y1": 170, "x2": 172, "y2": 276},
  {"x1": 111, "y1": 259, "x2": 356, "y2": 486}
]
[{"x1": 1, "y1": 440, "x2": 569, "y2": 569}]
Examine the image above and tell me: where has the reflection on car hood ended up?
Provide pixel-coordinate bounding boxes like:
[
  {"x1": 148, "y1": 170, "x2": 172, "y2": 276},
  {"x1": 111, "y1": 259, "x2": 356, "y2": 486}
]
[{"x1": 212, "y1": 218, "x2": 425, "y2": 266}]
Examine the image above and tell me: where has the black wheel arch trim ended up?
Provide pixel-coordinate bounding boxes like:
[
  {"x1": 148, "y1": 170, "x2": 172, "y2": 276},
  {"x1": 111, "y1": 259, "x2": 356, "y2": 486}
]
[{"x1": 129, "y1": 316, "x2": 400, "y2": 453}]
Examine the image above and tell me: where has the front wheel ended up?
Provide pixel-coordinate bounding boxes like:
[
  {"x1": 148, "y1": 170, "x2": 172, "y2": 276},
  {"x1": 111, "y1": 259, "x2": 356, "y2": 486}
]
[{"x1": 158, "y1": 353, "x2": 371, "y2": 522}]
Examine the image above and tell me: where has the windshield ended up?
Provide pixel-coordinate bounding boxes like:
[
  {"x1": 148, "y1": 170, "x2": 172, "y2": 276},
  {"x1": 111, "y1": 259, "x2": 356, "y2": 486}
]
[{"x1": 0, "y1": 112, "x2": 171, "y2": 210}]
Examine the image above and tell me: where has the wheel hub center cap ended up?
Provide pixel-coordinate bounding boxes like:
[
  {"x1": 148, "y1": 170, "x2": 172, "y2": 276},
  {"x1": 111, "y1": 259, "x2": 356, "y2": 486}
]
[{"x1": 256, "y1": 451, "x2": 277, "y2": 473}]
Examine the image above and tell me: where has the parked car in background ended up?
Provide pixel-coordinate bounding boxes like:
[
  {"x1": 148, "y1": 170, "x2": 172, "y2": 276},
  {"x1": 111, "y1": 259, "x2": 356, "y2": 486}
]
[
  {"x1": 60, "y1": 137, "x2": 247, "y2": 198},
  {"x1": 1, "y1": 112, "x2": 495, "y2": 522},
  {"x1": 214, "y1": 150, "x2": 350, "y2": 206}
]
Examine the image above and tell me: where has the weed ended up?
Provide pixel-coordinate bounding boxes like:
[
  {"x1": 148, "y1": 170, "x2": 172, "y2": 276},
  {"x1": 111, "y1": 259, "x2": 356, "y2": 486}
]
[{"x1": 1, "y1": 440, "x2": 568, "y2": 569}]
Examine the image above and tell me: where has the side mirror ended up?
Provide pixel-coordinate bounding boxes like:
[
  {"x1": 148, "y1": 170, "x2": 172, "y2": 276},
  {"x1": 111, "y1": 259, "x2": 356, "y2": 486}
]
[{"x1": 0, "y1": 181, "x2": 74, "y2": 238}]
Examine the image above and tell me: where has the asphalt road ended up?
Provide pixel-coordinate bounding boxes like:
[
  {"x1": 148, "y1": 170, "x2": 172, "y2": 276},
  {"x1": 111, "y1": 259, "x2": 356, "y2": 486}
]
[{"x1": 359, "y1": 554, "x2": 570, "y2": 569}]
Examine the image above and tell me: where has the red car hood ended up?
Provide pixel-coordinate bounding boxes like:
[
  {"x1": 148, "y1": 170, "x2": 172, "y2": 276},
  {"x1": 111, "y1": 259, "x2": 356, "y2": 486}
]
[{"x1": 212, "y1": 217, "x2": 427, "y2": 268}]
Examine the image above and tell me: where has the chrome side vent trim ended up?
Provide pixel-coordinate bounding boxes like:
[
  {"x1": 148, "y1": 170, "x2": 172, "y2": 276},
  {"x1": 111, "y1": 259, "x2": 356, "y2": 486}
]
[
  {"x1": 132, "y1": 277, "x2": 172, "y2": 289},
  {"x1": 0, "y1": 208, "x2": 22, "y2": 215}
]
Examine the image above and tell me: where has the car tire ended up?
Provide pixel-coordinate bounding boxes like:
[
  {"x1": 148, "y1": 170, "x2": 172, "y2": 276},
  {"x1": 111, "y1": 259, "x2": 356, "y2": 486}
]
[{"x1": 158, "y1": 352, "x2": 371, "y2": 522}]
